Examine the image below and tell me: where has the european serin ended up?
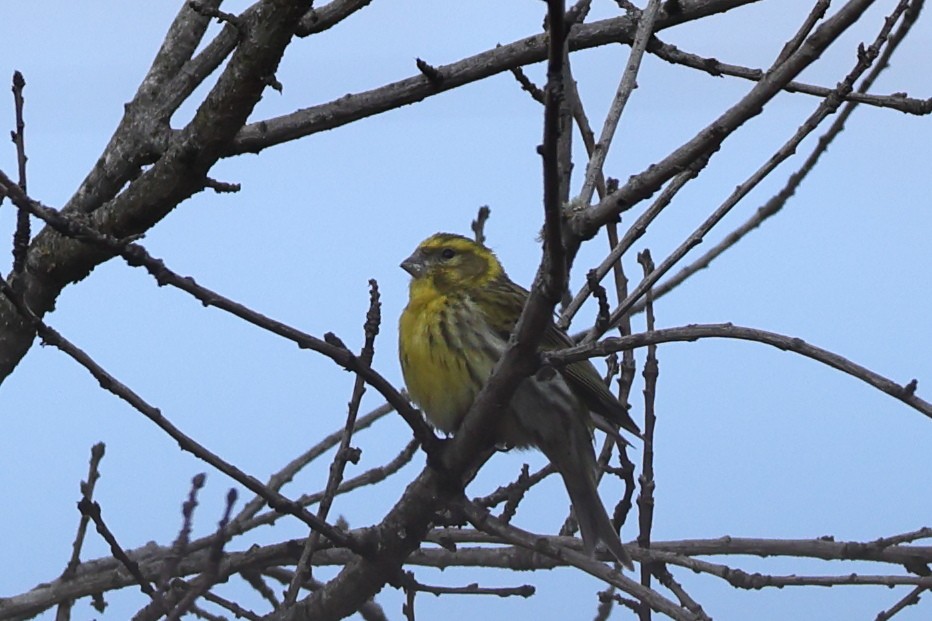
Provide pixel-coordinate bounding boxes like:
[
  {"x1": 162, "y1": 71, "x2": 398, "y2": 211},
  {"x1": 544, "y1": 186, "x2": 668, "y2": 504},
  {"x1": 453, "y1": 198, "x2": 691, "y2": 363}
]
[{"x1": 398, "y1": 233, "x2": 639, "y2": 568}]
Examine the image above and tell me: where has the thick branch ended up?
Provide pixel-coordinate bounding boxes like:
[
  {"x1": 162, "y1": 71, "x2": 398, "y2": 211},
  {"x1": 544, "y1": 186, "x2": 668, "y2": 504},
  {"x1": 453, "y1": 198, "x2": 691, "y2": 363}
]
[
  {"x1": 0, "y1": 0, "x2": 311, "y2": 383},
  {"x1": 227, "y1": 0, "x2": 761, "y2": 155}
]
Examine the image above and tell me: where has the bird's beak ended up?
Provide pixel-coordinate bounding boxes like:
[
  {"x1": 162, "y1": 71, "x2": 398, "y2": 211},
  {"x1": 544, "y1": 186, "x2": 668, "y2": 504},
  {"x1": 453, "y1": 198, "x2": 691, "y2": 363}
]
[{"x1": 401, "y1": 251, "x2": 425, "y2": 278}]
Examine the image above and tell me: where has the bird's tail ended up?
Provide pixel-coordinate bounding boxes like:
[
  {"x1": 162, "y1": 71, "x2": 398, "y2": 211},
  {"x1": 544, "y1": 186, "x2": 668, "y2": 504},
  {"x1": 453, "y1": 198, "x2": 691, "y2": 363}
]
[
  {"x1": 558, "y1": 457, "x2": 634, "y2": 570},
  {"x1": 510, "y1": 377, "x2": 634, "y2": 569}
]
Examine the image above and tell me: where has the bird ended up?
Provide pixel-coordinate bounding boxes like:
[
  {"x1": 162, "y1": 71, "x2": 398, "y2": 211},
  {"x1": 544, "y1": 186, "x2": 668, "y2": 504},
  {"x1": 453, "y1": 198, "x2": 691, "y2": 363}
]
[{"x1": 398, "y1": 232, "x2": 640, "y2": 568}]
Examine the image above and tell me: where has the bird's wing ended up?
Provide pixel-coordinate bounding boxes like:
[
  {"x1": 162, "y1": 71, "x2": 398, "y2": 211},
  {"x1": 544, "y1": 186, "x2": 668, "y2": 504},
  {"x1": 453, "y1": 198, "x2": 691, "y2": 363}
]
[
  {"x1": 474, "y1": 278, "x2": 527, "y2": 340},
  {"x1": 541, "y1": 325, "x2": 642, "y2": 437},
  {"x1": 478, "y1": 278, "x2": 641, "y2": 438}
]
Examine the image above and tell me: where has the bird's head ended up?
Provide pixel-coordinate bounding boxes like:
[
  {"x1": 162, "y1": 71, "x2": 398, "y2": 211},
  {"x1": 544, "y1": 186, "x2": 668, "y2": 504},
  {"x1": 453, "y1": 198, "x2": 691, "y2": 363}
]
[{"x1": 401, "y1": 233, "x2": 504, "y2": 293}]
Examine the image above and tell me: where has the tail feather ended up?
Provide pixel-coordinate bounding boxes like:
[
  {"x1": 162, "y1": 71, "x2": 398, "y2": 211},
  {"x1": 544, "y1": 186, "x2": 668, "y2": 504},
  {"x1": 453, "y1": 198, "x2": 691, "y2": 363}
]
[
  {"x1": 509, "y1": 371, "x2": 635, "y2": 569},
  {"x1": 562, "y1": 467, "x2": 635, "y2": 570}
]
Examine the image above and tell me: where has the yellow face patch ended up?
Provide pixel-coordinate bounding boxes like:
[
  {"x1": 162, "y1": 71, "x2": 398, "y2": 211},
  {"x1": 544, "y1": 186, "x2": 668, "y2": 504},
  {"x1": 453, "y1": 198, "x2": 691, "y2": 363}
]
[{"x1": 403, "y1": 234, "x2": 504, "y2": 294}]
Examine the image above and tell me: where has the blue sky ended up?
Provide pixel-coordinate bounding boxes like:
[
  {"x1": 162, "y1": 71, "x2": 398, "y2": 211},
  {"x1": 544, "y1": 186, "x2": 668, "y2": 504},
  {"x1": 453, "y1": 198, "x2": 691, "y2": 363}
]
[{"x1": 1, "y1": 1, "x2": 930, "y2": 619}]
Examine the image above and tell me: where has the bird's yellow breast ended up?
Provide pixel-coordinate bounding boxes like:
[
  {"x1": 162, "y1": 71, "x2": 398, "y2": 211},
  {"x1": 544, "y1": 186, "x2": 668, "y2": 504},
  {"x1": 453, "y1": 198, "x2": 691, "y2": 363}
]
[{"x1": 398, "y1": 280, "x2": 495, "y2": 433}]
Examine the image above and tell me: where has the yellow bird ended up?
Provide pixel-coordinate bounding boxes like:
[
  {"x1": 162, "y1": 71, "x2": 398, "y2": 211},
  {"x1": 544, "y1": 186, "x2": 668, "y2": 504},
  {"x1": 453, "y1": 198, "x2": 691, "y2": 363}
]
[{"x1": 398, "y1": 233, "x2": 639, "y2": 568}]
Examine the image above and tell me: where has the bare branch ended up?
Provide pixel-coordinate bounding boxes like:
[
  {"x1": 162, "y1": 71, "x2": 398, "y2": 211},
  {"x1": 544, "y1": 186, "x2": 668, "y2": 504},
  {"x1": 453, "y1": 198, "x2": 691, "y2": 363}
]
[
  {"x1": 77, "y1": 498, "x2": 161, "y2": 605},
  {"x1": 547, "y1": 323, "x2": 932, "y2": 422},
  {"x1": 286, "y1": 281, "x2": 381, "y2": 603},
  {"x1": 471, "y1": 205, "x2": 491, "y2": 245},
  {"x1": 55, "y1": 443, "x2": 106, "y2": 621},
  {"x1": 646, "y1": 39, "x2": 931, "y2": 115},
  {"x1": 0, "y1": 177, "x2": 435, "y2": 454},
  {"x1": 875, "y1": 585, "x2": 929, "y2": 620},
  {"x1": 233, "y1": 402, "x2": 394, "y2": 526},
  {"x1": 0, "y1": 273, "x2": 358, "y2": 552},
  {"x1": 7, "y1": 531, "x2": 931, "y2": 619},
  {"x1": 577, "y1": 0, "x2": 662, "y2": 207},
  {"x1": 597, "y1": 0, "x2": 913, "y2": 336},
  {"x1": 396, "y1": 570, "x2": 535, "y2": 598},
  {"x1": 571, "y1": 0, "x2": 876, "y2": 245},
  {"x1": 228, "y1": 1, "x2": 763, "y2": 156},
  {"x1": 10, "y1": 70, "x2": 29, "y2": 276},
  {"x1": 559, "y1": 157, "x2": 707, "y2": 330},
  {"x1": 295, "y1": 0, "x2": 375, "y2": 36},
  {"x1": 462, "y1": 501, "x2": 699, "y2": 621},
  {"x1": 157, "y1": 474, "x2": 207, "y2": 595},
  {"x1": 635, "y1": 250, "x2": 659, "y2": 621},
  {"x1": 0, "y1": 0, "x2": 311, "y2": 382},
  {"x1": 631, "y1": 0, "x2": 927, "y2": 311}
]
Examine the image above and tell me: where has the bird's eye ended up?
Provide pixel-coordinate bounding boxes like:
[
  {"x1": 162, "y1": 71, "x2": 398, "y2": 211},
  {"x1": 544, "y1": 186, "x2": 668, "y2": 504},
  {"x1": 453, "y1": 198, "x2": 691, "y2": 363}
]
[{"x1": 440, "y1": 248, "x2": 455, "y2": 260}]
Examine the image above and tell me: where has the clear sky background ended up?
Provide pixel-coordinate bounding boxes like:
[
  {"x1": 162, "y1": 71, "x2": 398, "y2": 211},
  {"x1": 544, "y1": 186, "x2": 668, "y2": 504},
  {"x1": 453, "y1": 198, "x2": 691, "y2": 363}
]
[{"x1": 1, "y1": 1, "x2": 930, "y2": 619}]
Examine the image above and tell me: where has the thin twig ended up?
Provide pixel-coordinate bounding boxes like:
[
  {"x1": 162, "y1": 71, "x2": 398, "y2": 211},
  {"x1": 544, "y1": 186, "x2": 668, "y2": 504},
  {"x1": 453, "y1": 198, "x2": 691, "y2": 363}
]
[
  {"x1": 594, "y1": 585, "x2": 618, "y2": 621},
  {"x1": 773, "y1": 0, "x2": 831, "y2": 65},
  {"x1": 652, "y1": 564, "x2": 711, "y2": 621},
  {"x1": 461, "y1": 500, "x2": 699, "y2": 620},
  {"x1": 242, "y1": 569, "x2": 281, "y2": 612},
  {"x1": 471, "y1": 205, "x2": 491, "y2": 245},
  {"x1": 871, "y1": 526, "x2": 932, "y2": 548},
  {"x1": 0, "y1": 172, "x2": 436, "y2": 455},
  {"x1": 77, "y1": 498, "x2": 161, "y2": 604},
  {"x1": 635, "y1": 250, "x2": 659, "y2": 621},
  {"x1": 187, "y1": 1, "x2": 244, "y2": 29},
  {"x1": 56, "y1": 443, "x2": 106, "y2": 621},
  {"x1": 566, "y1": 77, "x2": 600, "y2": 183},
  {"x1": 164, "y1": 489, "x2": 237, "y2": 620},
  {"x1": 286, "y1": 281, "x2": 380, "y2": 604},
  {"x1": 604, "y1": 218, "x2": 636, "y2": 402},
  {"x1": 510, "y1": 66, "x2": 545, "y2": 104},
  {"x1": 630, "y1": 0, "x2": 927, "y2": 312},
  {"x1": 566, "y1": 0, "x2": 593, "y2": 26},
  {"x1": 875, "y1": 585, "x2": 929, "y2": 620},
  {"x1": 200, "y1": 590, "x2": 263, "y2": 621},
  {"x1": 559, "y1": 157, "x2": 708, "y2": 330},
  {"x1": 395, "y1": 570, "x2": 535, "y2": 598},
  {"x1": 0, "y1": 274, "x2": 358, "y2": 552},
  {"x1": 232, "y1": 402, "x2": 393, "y2": 526},
  {"x1": 470, "y1": 462, "x2": 555, "y2": 526},
  {"x1": 10, "y1": 70, "x2": 30, "y2": 276},
  {"x1": 62, "y1": 443, "x2": 106, "y2": 579},
  {"x1": 203, "y1": 176, "x2": 241, "y2": 193},
  {"x1": 295, "y1": 0, "x2": 378, "y2": 37},
  {"x1": 597, "y1": 0, "x2": 915, "y2": 337},
  {"x1": 608, "y1": 442, "x2": 637, "y2": 539},
  {"x1": 645, "y1": 38, "x2": 931, "y2": 115},
  {"x1": 577, "y1": 0, "x2": 662, "y2": 206},
  {"x1": 157, "y1": 474, "x2": 207, "y2": 594}
]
